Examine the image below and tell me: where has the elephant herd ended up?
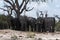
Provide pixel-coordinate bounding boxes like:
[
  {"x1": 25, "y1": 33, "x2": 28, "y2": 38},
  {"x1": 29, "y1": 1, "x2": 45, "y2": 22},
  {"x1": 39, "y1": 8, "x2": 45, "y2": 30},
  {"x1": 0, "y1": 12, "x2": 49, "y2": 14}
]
[{"x1": 10, "y1": 16, "x2": 55, "y2": 32}]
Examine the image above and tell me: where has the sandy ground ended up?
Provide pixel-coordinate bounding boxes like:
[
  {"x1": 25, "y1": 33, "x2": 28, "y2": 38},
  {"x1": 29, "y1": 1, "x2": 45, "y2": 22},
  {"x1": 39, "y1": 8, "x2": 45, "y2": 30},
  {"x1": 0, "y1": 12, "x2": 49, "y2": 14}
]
[{"x1": 0, "y1": 29, "x2": 60, "y2": 40}]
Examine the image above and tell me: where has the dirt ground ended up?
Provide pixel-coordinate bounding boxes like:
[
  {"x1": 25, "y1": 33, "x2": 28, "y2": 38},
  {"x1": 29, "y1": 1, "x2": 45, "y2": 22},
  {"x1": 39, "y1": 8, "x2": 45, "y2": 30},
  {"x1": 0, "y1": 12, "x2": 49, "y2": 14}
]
[{"x1": 0, "y1": 29, "x2": 60, "y2": 40}]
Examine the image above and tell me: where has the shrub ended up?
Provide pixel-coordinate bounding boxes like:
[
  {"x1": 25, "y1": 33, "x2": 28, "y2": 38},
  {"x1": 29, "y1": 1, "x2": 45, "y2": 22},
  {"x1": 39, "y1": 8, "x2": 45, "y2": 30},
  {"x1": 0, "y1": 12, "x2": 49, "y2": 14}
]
[{"x1": 55, "y1": 22, "x2": 60, "y2": 31}]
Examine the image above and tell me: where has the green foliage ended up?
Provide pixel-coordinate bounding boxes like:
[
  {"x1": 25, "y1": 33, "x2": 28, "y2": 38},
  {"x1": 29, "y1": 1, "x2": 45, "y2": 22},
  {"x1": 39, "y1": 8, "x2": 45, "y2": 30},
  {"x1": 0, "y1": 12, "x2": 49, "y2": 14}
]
[
  {"x1": 55, "y1": 21, "x2": 60, "y2": 31},
  {"x1": 0, "y1": 14, "x2": 8, "y2": 29}
]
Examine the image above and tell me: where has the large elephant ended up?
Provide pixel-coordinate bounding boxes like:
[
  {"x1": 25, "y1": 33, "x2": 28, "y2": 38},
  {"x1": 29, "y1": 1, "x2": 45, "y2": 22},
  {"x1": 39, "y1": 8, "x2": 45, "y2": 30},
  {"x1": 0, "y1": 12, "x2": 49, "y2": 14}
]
[
  {"x1": 27, "y1": 17, "x2": 36, "y2": 32},
  {"x1": 44, "y1": 17, "x2": 55, "y2": 32},
  {"x1": 36, "y1": 17, "x2": 46, "y2": 32},
  {"x1": 10, "y1": 15, "x2": 29, "y2": 31},
  {"x1": 9, "y1": 16, "x2": 55, "y2": 32},
  {"x1": 36, "y1": 17, "x2": 55, "y2": 32},
  {"x1": 10, "y1": 17, "x2": 21, "y2": 30},
  {"x1": 20, "y1": 16, "x2": 28, "y2": 31}
]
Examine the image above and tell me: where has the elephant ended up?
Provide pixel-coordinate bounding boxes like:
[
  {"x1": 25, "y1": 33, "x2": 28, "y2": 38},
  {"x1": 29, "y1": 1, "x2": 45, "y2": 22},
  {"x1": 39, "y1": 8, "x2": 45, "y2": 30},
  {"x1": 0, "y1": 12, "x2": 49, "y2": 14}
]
[
  {"x1": 10, "y1": 15, "x2": 29, "y2": 31},
  {"x1": 9, "y1": 15, "x2": 55, "y2": 32},
  {"x1": 36, "y1": 17, "x2": 46, "y2": 32},
  {"x1": 36, "y1": 17, "x2": 55, "y2": 32},
  {"x1": 10, "y1": 17, "x2": 21, "y2": 30},
  {"x1": 44, "y1": 17, "x2": 55, "y2": 32},
  {"x1": 20, "y1": 16, "x2": 28, "y2": 31},
  {"x1": 27, "y1": 17, "x2": 36, "y2": 32}
]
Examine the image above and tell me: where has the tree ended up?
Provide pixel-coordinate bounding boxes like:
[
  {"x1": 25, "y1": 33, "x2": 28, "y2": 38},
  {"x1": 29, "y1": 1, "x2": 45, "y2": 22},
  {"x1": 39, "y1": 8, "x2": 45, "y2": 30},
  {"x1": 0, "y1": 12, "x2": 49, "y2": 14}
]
[
  {"x1": 54, "y1": 15, "x2": 60, "y2": 22},
  {"x1": 3, "y1": 0, "x2": 34, "y2": 20},
  {"x1": 0, "y1": 0, "x2": 34, "y2": 29},
  {"x1": 0, "y1": 3, "x2": 14, "y2": 29}
]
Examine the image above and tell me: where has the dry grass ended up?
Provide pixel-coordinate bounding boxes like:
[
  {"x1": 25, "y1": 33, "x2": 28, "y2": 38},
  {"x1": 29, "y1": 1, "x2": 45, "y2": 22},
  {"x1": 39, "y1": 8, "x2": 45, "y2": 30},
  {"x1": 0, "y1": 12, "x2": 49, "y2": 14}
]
[
  {"x1": 11, "y1": 34, "x2": 18, "y2": 40},
  {"x1": 0, "y1": 29, "x2": 60, "y2": 40},
  {"x1": 27, "y1": 32, "x2": 35, "y2": 38}
]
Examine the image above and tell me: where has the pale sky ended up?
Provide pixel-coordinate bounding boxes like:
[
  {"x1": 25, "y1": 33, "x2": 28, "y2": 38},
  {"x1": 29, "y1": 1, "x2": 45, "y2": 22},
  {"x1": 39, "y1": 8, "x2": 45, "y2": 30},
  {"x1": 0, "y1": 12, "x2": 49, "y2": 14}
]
[{"x1": 0, "y1": 0, "x2": 60, "y2": 18}]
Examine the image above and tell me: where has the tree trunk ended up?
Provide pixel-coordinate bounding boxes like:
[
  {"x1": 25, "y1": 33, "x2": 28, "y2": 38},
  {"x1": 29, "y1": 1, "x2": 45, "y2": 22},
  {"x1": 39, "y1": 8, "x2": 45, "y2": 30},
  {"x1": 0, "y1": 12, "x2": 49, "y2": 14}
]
[
  {"x1": 16, "y1": 12, "x2": 21, "y2": 30},
  {"x1": 16, "y1": 13, "x2": 20, "y2": 20}
]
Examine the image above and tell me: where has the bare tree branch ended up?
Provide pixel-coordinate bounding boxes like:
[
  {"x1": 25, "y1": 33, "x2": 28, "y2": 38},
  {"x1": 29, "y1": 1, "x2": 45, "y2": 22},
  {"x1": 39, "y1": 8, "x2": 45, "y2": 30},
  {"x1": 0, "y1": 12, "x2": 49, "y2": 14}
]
[
  {"x1": 0, "y1": 7, "x2": 12, "y2": 15},
  {"x1": 25, "y1": 7, "x2": 34, "y2": 11},
  {"x1": 15, "y1": 0, "x2": 19, "y2": 10},
  {"x1": 55, "y1": 15, "x2": 60, "y2": 19},
  {"x1": 11, "y1": 0, "x2": 15, "y2": 4},
  {"x1": 4, "y1": 5, "x2": 13, "y2": 10},
  {"x1": 3, "y1": 0, "x2": 34, "y2": 19},
  {"x1": 19, "y1": 0, "x2": 25, "y2": 10},
  {"x1": 0, "y1": 8, "x2": 8, "y2": 11},
  {"x1": 20, "y1": 0, "x2": 29, "y2": 13},
  {"x1": 4, "y1": 0, "x2": 13, "y2": 6}
]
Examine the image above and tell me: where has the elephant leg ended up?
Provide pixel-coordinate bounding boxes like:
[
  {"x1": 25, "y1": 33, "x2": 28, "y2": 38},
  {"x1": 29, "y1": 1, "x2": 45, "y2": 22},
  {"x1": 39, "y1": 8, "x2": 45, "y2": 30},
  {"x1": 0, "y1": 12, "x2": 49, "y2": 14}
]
[
  {"x1": 32, "y1": 24, "x2": 35, "y2": 32},
  {"x1": 26, "y1": 24, "x2": 29, "y2": 31},
  {"x1": 42, "y1": 26, "x2": 45, "y2": 32},
  {"x1": 27, "y1": 23, "x2": 29, "y2": 31},
  {"x1": 29, "y1": 25, "x2": 31, "y2": 32},
  {"x1": 37, "y1": 24, "x2": 41, "y2": 32},
  {"x1": 34, "y1": 24, "x2": 36, "y2": 32},
  {"x1": 25, "y1": 23, "x2": 28, "y2": 31},
  {"x1": 23, "y1": 24, "x2": 25, "y2": 31},
  {"x1": 36, "y1": 24, "x2": 39, "y2": 32},
  {"x1": 21, "y1": 23, "x2": 24, "y2": 31},
  {"x1": 51, "y1": 26, "x2": 54, "y2": 32},
  {"x1": 33, "y1": 24, "x2": 35, "y2": 32},
  {"x1": 31, "y1": 25, "x2": 33, "y2": 32}
]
